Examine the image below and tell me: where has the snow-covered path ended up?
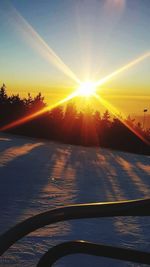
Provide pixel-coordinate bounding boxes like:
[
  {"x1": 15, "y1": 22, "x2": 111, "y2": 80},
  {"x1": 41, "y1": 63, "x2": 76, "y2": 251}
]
[{"x1": 0, "y1": 134, "x2": 150, "y2": 266}]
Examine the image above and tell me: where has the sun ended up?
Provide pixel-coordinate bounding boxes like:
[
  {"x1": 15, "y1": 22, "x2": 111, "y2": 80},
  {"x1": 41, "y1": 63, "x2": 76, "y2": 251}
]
[{"x1": 77, "y1": 81, "x2": 97, "y2": 97}]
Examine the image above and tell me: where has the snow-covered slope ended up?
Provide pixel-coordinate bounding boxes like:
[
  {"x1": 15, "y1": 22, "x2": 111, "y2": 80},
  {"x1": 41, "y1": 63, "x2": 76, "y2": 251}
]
[{"x1": 0, "y1": 133, "x2": 150, "y2": 267}]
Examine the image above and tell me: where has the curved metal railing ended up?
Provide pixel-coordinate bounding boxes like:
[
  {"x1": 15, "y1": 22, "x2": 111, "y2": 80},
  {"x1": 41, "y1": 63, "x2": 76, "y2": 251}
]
[
  {"x1": 37, "y1": 240, "x2": 150, "y2": 267},
  {"x1": 0, "y1": 198, "x2": 150, "y2": 266}
]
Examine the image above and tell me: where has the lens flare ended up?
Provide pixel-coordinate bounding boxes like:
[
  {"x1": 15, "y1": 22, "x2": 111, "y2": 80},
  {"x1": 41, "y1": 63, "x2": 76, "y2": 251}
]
[
  {"x1": 95, "y1": 52, "x2": 150, "y2": 87},
  {"x1": 0, "y1": 91, "x2": 78, "y2": 132},
  {"x1": 93, "y1": 93, "x2": 150, "y2": 145},
  {"x1": 0, "y1": 2, "x2": 149, "y2": 147},
  {"x1": 105, "y1": 0, "x2": 126, "y2": 11},
  {"x1": 5, "y1": 3, "x2": 80, "y2": 84}
]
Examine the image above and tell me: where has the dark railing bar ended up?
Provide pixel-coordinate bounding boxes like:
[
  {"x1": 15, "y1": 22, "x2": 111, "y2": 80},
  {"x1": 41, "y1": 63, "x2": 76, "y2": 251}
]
[
  {"x1": 0, "y1": 198, "x2": 150, "y2": 256},
  {"x1": 37, "y1": 240, "x2": 150, "y2": 267}
]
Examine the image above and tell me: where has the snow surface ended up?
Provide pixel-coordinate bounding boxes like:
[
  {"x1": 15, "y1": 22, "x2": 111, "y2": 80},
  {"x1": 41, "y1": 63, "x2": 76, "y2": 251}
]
[{"x1": 0, "y1": 133, "x2": 150, "y2": 267}]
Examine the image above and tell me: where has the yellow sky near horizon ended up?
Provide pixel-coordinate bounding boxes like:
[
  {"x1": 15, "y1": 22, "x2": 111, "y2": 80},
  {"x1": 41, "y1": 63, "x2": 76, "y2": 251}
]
[
  {"x1": 3, "y1": 81, "x2": 149, "y2": 119},
  {"x1": 0, "y1": 0, "x2": 149, "y2": 121}
]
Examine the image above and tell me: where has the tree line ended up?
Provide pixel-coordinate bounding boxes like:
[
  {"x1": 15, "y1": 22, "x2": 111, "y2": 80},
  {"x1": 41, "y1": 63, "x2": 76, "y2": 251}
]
[{"x1": 0, "y1": 84, "x2": 149, "y2": 155}]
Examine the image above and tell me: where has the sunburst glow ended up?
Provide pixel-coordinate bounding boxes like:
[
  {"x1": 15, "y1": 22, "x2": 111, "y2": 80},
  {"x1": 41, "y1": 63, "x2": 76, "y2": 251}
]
[
  {"x1": 77, "y1": 81, "x2": 97, "y2": 97},
  {"x1": 93, "y1": 93, "x2": 150, "y2": 145},
  {"x1": 95, "y1": 52, "x2": 150, "y2": 88},
  {"x1": 6, "y1": 3, "x2": 80, "y2": 85},
  {"x1": 0, "y1": 91, "x2": 78, "y2": 132}
]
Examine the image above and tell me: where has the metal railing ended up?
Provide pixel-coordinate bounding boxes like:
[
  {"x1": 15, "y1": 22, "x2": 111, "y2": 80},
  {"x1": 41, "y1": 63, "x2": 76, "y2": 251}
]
[
  {"x1": 0, "y1": 198, "x2": 150, "y2": 266},
  {"x1": 37, "y1": 240, "x2": 150, "y2": 267}
]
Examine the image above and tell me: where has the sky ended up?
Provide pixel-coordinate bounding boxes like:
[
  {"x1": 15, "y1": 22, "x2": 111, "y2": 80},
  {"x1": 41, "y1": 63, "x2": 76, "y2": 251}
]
[{"x1": 0, "y1": 0, "x2": 149, "y2": 117}]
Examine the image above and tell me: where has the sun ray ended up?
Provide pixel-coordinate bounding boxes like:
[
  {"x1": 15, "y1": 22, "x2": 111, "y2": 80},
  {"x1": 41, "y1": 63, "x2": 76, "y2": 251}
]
[
  {"x1": 95, "y1": 52, "x2": 150, "y2": 87},
  {"x1": 1, "y1": 3, "x2": 149, "y2": 147},
  {"x1": 5, "y1": 3, "x2": 80, "y2": 84},
  {"x1": 0, "y1": 91, "x2": 78, "y2": 132},
  {"x1": 93, "y1": 93, "x2": 150, "y2": 145},
  {"x1": 101, "y1": 94, "x2": 150, "y2": 100}
]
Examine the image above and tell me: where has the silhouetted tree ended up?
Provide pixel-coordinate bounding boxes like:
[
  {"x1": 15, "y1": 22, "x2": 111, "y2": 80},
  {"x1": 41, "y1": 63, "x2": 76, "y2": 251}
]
[
  {"x1": 0, "y1": 84, "x2": 7, "y2": 106},
  {"x1": 0, "y1": 83, "x2": 149, "y2": 155},
  {"x1": 125, "y1": 115, "x2": 135, "y2": 127}
]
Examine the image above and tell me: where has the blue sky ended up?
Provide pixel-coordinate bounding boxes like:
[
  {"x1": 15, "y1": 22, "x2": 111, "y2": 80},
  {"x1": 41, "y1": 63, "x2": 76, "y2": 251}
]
[{"x1": 0, "y1": 0, "x2": 149, "y2": 114}]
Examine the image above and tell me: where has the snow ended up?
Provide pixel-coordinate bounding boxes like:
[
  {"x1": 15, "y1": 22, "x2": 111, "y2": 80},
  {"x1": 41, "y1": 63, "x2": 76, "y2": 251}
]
[{"x1": 0, "y1": 133, "x2": 150, "y2": 267}]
